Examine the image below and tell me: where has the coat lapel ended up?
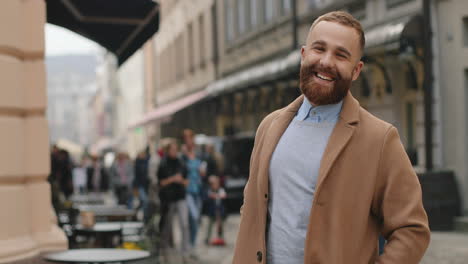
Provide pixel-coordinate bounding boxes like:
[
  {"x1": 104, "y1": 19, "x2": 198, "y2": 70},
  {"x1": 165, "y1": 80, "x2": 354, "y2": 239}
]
[
  {"x1": 257, "y1": 96, "x2": 304, "y2": 194},
  {"x1": 316, "y1": 92, "x2": 361, "y2": 192}
]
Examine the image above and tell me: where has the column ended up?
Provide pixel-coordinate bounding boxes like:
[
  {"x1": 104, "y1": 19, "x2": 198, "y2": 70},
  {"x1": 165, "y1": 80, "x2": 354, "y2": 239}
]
[{"x1": 0, "y1": 0, "x2": 67, "y2": 263}]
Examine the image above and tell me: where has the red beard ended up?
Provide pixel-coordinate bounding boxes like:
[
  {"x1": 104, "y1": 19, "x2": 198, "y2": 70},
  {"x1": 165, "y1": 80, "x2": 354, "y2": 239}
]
[{"x1": 299, "y1": 62, "x2": 353, "y2": 105}]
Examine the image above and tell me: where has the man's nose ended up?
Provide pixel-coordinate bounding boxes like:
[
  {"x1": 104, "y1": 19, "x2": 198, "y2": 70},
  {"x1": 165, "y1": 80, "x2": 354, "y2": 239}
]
[{"x1": 319, "y1": 52, "x2": 334, "y2": 68}]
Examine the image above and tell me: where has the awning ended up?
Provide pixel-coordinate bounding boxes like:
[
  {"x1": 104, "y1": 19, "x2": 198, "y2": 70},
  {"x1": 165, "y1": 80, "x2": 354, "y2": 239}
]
[
  {"x1": 364, "y1": 15, "x2": 423, "y2": 53},
  {"x1": 128, "y1": 90, "x2": 209, "y2": 129},
  {"x1": 46, "y1": 0, "x2": 160, "y2": 66},
  {"x1": 207, "y1": 50, "x2": 301, "y2": 95}
]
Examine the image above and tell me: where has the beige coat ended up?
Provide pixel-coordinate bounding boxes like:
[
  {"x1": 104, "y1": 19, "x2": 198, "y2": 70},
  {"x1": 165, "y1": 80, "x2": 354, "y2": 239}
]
[{"x1": 232, "y1": 93, "x2": 430, "y2": 264}]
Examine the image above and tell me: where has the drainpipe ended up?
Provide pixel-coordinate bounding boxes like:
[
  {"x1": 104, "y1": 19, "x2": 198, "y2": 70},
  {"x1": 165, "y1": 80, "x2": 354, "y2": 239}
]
[
  {"x1": 423, "y1": 0, "x2": 433, "y2": 171},
  {"x1": 212, "y1": 0, "x2": 219, "y2": 78},
  {"x1": 292, "y1": 0, "x2": 298, "y2": 50}
]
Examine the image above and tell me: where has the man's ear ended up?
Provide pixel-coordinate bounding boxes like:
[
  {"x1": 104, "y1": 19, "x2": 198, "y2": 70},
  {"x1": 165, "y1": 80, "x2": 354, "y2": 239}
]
[
  {"x1": 300, "y1": 46, "x2": 306, "y2": 65},
  {"x1": 352, "y1": 61, "x2": 364, "y2": 81}
]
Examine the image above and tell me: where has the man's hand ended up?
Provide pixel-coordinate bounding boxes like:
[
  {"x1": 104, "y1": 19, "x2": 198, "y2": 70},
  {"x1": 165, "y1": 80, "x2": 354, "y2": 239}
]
[{"x1": 172, "y1": 173, "x2": 183, "y2": 183}]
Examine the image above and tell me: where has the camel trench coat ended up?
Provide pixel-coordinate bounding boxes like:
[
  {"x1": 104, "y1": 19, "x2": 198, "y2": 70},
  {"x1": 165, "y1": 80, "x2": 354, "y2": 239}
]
[{"x1": 232, "y1": 93, "x2": 430, "y2": 264}]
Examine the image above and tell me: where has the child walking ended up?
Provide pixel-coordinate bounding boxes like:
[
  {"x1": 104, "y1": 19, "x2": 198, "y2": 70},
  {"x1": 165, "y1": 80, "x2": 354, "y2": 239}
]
[{"x1": 205, "y1": 175, "x2": 226, "y2": 245}]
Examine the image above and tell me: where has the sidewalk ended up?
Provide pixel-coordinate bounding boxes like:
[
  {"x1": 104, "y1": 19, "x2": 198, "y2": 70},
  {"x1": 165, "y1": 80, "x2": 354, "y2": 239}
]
[
  {"x1": 149, "y1": 214, "x2": 241, "y2": 264},
  {"x1": 136, "y1": 213, "x2": 468, "y2": 264},
  {"x1": 421, "y1": 231, "x2": 468, "y2": 264},
  {"x1": 196, "y1": 215, "x2": 240, "y2": 264},
  {"x1": 202, "y1": 218, "x2": 468, "y2": 264}
]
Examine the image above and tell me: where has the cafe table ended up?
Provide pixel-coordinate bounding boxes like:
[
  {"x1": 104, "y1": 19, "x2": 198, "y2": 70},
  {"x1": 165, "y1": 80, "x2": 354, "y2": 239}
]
[
  {"x1": 77, "y1": 205, "x2": 136, "y2": 221},
  {"x1": 74, "y1": 223, "x2": 123, "y2": 248},
  {"x1": 44, "y1": 248, "x2": 150, "y2": 264}
]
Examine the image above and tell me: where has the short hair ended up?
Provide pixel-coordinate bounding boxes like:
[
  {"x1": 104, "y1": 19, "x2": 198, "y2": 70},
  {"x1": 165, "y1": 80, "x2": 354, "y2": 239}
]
[
  {"x1": 310, "y1": 11, "x2": 365, "y2": 53},
  {"x1": 182, "y1": 129, "x2": 194, "y2": 139},
  {"x1": 164, "y1": 141, "x2": 178, "y2": 153}
]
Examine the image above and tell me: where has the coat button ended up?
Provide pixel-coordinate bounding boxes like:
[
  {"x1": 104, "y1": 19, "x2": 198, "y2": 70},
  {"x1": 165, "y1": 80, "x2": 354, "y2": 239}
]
[
  {"x1": 257, "y1": 251, "x2": 262, "y2": 262},
  {"x1": 264, "y1": 193, "x2": 268, "y2": 199}
]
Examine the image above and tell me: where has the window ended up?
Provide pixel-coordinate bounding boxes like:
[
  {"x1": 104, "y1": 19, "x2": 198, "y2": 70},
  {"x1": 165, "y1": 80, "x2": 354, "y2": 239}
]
[
  {"x1": 176, "y1": 34, "x2": 185, "y2": 78},
  {"x1": 250, "y1": 0, "x2": 259, "y2": 27},
  {"x1": 465, "y1": 68, "x2": 468, "y2": 100},
  {"x1": 171, "y1": 41, "x2": 176, "y2": 82},
  {"x1": 464, "y1": 17, "x2": 468, "y2": 47},
  {"x1": 225, "y1": 0, "x2": 235, "y2": 41},
  {"x1": 180, "y1": 35, "x2": 185, "y2": 77},
  {"x1": 386, "y1": 0, "x2": 412, "y2": 9},
  {"x1": 199, "y1": 15, "x2": 205, "y2": 66},
  {"x1": 211, "y1": 3, "x2": 218, "y2": 60},
  {"x1": 238, "y1": 0, "x2": 247, "y2": 34},
  {"x1": 348, "y1": 1, "x2": 366, "y2": 21},
  {"x1": 405, "y1": 102, "x2": 418, "y2": 165},
  {"x1": 308, "y1": 0, "x2": 326, "y2": 9},
  {"x1": 281, "y1": 0, "x2": 291, "y2": 15},
  {"x1": 161, "y1": 48, "x2": 167, "y2": 87},
  {"x1": 406, "y1": 102, "x2": 414, "y2": 149},
  {"x1": 264, "y1": 0, "x2": 274, "y2": 23},
  {"x1": 188, "y1": 23, "x2": 194, "y2": 72}
]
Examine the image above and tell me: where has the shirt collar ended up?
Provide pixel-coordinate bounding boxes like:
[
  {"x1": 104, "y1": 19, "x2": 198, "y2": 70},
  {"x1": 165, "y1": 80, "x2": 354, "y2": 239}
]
[{"x1": 296, "y1": 97, "x2": 343, "y2": 122}]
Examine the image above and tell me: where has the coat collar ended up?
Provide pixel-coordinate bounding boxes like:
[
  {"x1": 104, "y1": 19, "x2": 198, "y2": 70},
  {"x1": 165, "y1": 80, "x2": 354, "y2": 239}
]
[
  {"x1": 317, "y1": 92, "x2": 360, "y2": 196},
  {"x1": 338, "y1": 92, "x2": 360, "y2": 125},
  {"x1": 283, "y1": 92, "x2": 360, "y2": 124}
]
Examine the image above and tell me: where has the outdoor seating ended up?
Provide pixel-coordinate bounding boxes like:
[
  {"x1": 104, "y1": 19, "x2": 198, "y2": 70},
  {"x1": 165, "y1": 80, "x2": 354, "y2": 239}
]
[
  {"x1": 73, "y1": 223, "x2": 123, "y2": 248},
  {"x1": 44, "y1": 248, "x2": 150, "y2": 264}
]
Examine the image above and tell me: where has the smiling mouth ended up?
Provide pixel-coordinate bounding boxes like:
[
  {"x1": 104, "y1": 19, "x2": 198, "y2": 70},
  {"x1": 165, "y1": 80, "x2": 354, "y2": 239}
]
[{"x1": 315, "y1": 72, "x2": 335, "y2": 82}]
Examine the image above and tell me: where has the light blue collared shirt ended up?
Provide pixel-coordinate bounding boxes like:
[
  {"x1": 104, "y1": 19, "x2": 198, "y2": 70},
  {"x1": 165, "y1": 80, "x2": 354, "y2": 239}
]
[
  {"x1": 267, "y1": 97, "x2": 343, "y2": 264},
  {"x1": 266, "y1": 98, "x2": 343, "y2": 264},
  {"x1": 294, "y1": 98, "x2": 343, "y2": 123}
]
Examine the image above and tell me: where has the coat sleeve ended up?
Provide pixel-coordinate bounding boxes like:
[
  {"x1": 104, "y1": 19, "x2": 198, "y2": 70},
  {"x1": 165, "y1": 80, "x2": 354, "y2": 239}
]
[{"x1": 374, "y1": 126, "x2": 430, "y2": 264}]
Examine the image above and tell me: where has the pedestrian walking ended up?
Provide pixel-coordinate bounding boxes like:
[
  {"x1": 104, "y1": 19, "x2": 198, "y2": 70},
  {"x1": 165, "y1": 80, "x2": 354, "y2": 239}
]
[
  {"x1": 232, "y1": 11, "x2": 430, "y2": 264},
  {"x1": 86, "y1": 155, "x2": 109, "y2": 193},
  {"x1": 72, "y1": 157, "x2": 88, "y2": 194},
  {"x1": 204, "y1": 175, "x2": 226, "y2": 246},
  {"x1": 146, "y1": 143, "x2": 161, "y2": 222},
  {"x1": 57, "y1": 149, "x2": 74, "y2": 199},
  {"x1": 110, "y1": 152, "x2": 134, "y2": 208},
  {"x1": 133, "y1": 150, "x2": 150, "y2": 219},
  {"x1": 157, "y1": 142, "x2": 191, "y2": 263},
  {"x1": 181, "y1": 129, "x2": 204, "y2": 250}
]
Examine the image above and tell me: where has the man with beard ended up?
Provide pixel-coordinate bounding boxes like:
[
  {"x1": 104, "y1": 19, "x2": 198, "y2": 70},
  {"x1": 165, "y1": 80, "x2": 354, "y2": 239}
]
[{"x1": 232, "y1": 11, "x2": 430, "y2": 264}]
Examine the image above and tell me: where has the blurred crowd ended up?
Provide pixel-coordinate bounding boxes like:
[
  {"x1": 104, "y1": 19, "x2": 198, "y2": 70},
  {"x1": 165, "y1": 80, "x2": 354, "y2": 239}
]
[{"x1": 48, "y1": 128, "x2": 227, "y2": 262}]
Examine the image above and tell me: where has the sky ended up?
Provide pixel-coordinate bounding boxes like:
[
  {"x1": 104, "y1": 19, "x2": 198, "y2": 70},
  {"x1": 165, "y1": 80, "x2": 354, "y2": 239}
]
[{"x1": 45, "y1": 24, "x2": 100, "y2": 56}]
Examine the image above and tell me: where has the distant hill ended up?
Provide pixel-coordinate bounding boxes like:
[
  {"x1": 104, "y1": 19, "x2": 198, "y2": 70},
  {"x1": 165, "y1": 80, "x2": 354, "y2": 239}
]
[{"x1": 46, "y1": 54, "x2": 97, "y2": 79}]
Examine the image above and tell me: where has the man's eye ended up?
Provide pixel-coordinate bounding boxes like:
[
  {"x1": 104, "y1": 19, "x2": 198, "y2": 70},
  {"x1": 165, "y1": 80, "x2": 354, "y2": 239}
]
[
  {"x1": 337, "y1": 53, "x2": 347, "y2": 58},
  {"x1": 314, "y1": 47, "x2": 325, "y2": 52}
]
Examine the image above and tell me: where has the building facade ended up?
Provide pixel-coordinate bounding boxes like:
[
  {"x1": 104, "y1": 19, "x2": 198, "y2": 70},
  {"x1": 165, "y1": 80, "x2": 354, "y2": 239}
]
[
  {"x1": 134, "y1": 0, "x2": 466, "y2": 215},
  {"x1": 434, "y1": 0, "x2": 468, "y2": 214},
  {"x1": 0, "y1": 0, "x2": 67, "y2": 262},
  {"x1": 115, "y1": 50, "x2": 148, "y2": 157},
  {"x1": 46, "y1": 54, "x2": 97, "y2": 147},
  {"x1": 143, "y1": 0, "x2": 438, "y2": 167},
  {"x1": 137, "y1": 0, "x2": 468, "y2": 211}
]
